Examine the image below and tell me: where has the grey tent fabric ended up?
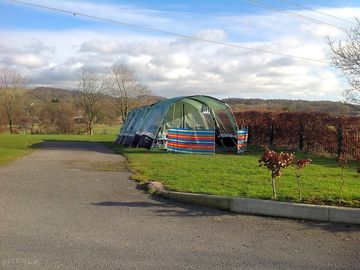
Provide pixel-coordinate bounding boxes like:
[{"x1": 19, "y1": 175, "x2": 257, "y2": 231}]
[{"x1": 116, "y1": 95, "x2": 239, "y2": 149}]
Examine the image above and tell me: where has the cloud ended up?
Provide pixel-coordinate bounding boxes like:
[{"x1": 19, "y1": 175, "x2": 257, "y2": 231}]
[
  {"x1": 4, "y1": 54, "x2": 45, "y2": 68},
  {"x1": 194, "y1": 29, "x2": 227, "y2": 41},
  {"x1": 0, "y1": 1, "x2": 357, "y2": 100},
  {"x1": 80, "y1": 40, "x2": 118, "y2": 54},
  {"x1": 0, "y1": 38, "x2": 50, "y2": 68}
]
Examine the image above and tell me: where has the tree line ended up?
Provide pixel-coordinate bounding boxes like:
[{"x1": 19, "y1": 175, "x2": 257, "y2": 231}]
[{"x1": 0, "y1": 64, "x2": 155, "y2": 135}]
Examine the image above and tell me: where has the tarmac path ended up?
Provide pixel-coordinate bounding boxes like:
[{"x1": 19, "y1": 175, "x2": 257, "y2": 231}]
[{"x1": 0, "y1": 141, "x2": 359, "y2": 270}]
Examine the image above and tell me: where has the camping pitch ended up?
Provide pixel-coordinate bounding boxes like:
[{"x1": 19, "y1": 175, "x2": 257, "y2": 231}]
[{"x1": 115, "y1": 95, "x2": 247, "y2": 154}]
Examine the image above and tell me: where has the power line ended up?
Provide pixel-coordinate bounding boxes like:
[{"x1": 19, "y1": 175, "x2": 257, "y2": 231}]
[
  {"x1": 245, "y1": 0, "x2": 348, "y2": 31},
  {"x1": 7, "y1": 0, "x2": 330, "y2": 64},
  {"x1": 277, "y1": 0, "x2": 355, "y2": 25}
]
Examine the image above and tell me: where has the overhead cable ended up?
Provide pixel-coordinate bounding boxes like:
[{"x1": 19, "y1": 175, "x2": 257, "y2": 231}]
[
  {"x1": 7, "y1": 0, "x2": 329, "y2": 64},
  {"x1": 277, "y1": 0, "x2": 355, "y2": 25},
  {"x1": 245, "y1": 0, "x2": 348, "y2": 31}
]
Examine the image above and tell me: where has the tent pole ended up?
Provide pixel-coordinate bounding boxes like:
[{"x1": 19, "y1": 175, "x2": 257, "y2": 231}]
[
  {"x1": 172, "y1": 104, "x2": 175, "y2": 124},
  {"x1": 182, "y1": 103, "x2": 185, "y2": 128}
]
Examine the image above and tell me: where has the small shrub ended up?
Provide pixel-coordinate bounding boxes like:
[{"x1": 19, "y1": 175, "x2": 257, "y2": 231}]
[{"x1": 258, "y1": 146, "x2": 294, "y2": 199}]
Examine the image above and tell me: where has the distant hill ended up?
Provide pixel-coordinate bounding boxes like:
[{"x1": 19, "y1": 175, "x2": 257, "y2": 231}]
[
  {"x1": 32, "y1": 86, "x2": 77, "y2": 96},
  {"x1": 223, "y1": 98, "x2": 360, "y2": 116},
  {"x1": 31, "y1": 87, "x2": 164, "y2": 104},
  {"x1": 30, "y1": 87, "x2": 80, "y2": 103},
  {"x1": 135, "y1": 94, "x2": 165, "y2": 106},
  {"x1": 28, "y1": 88, "x2": 359, "y2": 116}
]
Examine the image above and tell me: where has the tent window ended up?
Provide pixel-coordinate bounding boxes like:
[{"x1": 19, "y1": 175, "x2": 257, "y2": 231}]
[{"x1": 201, "y1": 105, "x2": 210, "y2": 114}]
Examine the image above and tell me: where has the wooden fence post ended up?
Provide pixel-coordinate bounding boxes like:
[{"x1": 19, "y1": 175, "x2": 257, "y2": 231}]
[
  {"x1": 299, "y1": 124, "x2": 304, "y2": 151},
  {"x1": 337, "y1": 127, "x2": 343, "y2": 157},
  {"x1": 269, "y1": 124, "x2": 274, "y2": 146}
]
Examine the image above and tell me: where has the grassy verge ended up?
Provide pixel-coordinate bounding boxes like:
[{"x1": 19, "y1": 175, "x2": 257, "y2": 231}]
[{"x1": 115, "y1": 145, "x2": 360, "y2": 207}]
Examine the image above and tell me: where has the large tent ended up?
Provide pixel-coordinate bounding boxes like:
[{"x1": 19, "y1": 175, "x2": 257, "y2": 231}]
[{"x1": 116, "y1": 95, "x2": 239, "y2": 150}]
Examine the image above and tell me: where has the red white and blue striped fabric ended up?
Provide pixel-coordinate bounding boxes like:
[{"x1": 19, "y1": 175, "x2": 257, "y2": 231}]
[
  {"x1": 167, "y1": 128, "x2": 215, "y2": 154},
  {"x1": 237, "y1": 129, "x2": 248, "y2": 154}
]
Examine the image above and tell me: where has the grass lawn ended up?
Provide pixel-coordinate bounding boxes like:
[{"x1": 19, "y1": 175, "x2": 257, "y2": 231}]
[
  {"x1": 92, "y1": 124, "x2": 120, "y2": 136},
  {"x1": 115, "y1": 145, "x2": 360, "y2": 207}
]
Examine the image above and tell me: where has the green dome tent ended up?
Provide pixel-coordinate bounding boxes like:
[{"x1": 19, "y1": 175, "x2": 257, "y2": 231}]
[{"x1": 116, "y1": 95, "x2": 239, "y2": 151}]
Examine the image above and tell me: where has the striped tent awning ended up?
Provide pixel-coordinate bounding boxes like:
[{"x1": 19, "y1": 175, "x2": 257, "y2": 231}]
[
  {"x1": 167, "y1": 128, "x2": 215, "y2": 155},
  {"x1": 237, "y1": 129, "x2": 249, "y2": 154}
]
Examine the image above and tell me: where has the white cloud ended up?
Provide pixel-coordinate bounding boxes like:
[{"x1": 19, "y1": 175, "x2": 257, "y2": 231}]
[
  {"x1": 195, "y1": 29, "x2": 227, "y2": 41},
  {"x1": 5, "y1": 54, "x2": 45, "y2": 68},
  {"x1": 1, "y1": 2, "x2": 358, "y2": 100},
  {"x1": 165, "y1": 67, "x2": 193, "y2": 80},
  {"x1": 80, "y1": 39, "x2": 122, "y2": 54}
]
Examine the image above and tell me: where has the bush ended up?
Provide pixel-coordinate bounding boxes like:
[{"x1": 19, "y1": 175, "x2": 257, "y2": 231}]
[{"x1": 234, "y1": 111, "x2": 360, "y2": 158}]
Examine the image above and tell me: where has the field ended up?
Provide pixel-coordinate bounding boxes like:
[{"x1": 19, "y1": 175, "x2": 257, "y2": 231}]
[
  {"x1": 1, "y1": 131, "x2": 359, "y2": 207},
  {"x1": 116, "y1": 146, "x2": 360, "y2": 207}
]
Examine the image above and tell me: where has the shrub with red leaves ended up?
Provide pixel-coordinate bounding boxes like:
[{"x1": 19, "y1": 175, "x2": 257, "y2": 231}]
[
  {"x1": 294, "y1": 159, "x2": 312, "y2": 170},
  {"x1": 337, "y1": 153, "x2": 347, "y2": 168},
  {"x1": 259, "y1": 146, "x2": 295, "y2": 199}
]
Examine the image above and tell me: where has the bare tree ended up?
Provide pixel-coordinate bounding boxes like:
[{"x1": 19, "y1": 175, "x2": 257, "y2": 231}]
[
  {"x1": 78, "y1": 68, "x2": 105, "y2": 135},
  {"x1": 108, "y1": 64, "x2": 149, "y2": 122},
  {"x1": 328, "y1": 19, "x2": 360, "y2": 107},
  {"x1": 0, "y1": 67, "x2": 24, "y2": 133}
]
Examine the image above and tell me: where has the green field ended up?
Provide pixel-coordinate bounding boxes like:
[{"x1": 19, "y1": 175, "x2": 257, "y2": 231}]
[
  {"x1": 116, "y1": 146, "x2": 360, "y2": 207},
  {"x1": 1, "y1": 132, "x2": 359, "y2": 207}
]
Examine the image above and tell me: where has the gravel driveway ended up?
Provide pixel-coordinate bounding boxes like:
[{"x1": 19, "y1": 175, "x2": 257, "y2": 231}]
[{"x1": 0, "y1": 141, "x2": 359, "y2": 270}]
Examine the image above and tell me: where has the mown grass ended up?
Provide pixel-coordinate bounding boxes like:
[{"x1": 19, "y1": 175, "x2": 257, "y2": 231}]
[
  {"x1": 115, "y1": 145, "x2": 360, "y2": 207},
  {"x1": 92, "y1": 124, "x2": 120, "y2": 136}
]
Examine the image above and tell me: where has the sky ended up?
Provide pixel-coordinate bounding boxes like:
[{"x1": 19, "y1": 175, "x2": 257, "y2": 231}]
[{"x1": 0, "y1": 0, "x2": 359, "y2": 100}]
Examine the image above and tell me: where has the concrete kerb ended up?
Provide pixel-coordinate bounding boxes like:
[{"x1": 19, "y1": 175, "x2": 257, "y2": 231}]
[
  {"x1": 230, "y1": 198, "x2": 330, "y2": 221},
  {"x1": 231, "y1": 198, "x2": 360, "y2": 225},
  {"x1": 159, "y1": 190, "x2": 232, "y2": 211},
  {"x1": 146, "y1": 182, "x2": 360, "y2": 225},
  {"x1": 329, "y1": 207, "x2": 360, "y2": 224}
]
